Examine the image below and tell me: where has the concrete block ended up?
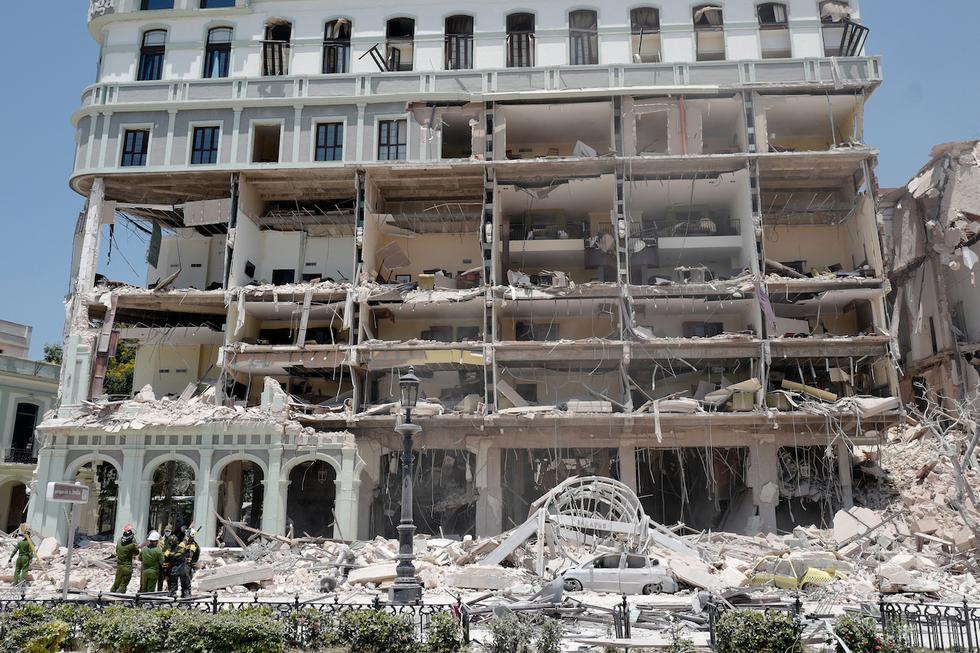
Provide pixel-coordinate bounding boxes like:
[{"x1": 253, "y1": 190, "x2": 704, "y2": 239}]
[
  {"x1": 833, "y1": 507, "x2": 882, "y2": 544},
  {"x1": 36, "y1": 537, "x2": 61, "y2": 560},
  {"x1": 196, "y1": 562, "x2": 275, "y2": 592},
  {"x1": 444, "y1": 566, "x2": 518, "y2": 591},
  {"x1": 949, "y1": 528, "x2": 977, "y2": 553},
  {"x1": 347, "y1": 563, "x2": 398, "y2": 585},
  {"x1": 912, "y1": 517, "x2": 940, "y2": 535},
  {"x1": 888, "y1": 553, "x2": 917, "y2": 571},
  {"x1": 759, "y1": 482, "x2": 779, "y2": 505}
]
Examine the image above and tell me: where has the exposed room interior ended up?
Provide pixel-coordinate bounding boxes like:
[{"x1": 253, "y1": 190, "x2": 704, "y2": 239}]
[
  {"x1": 499, "y1": 101, "x2": 613, "y2": 159},
  {"x1": 757, "y1": 93, "x2": 863, "y2": 152}
]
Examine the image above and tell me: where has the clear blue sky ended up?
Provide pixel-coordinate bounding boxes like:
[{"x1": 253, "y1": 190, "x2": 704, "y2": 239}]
[{"x1": 0, "y1": 2, "x2": 977, "y2": 359}]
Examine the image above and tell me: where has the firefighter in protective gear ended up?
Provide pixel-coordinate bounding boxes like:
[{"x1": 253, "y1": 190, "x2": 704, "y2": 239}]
[
  {"x1": 139, "y1": 531, "x2": 163, "y2": 592},
  {"x1": 183, "y1": 529, "x2": 201, "y2": 581},
  {"x1": 110, "y1": 527, "x2": 140, "y2": 593},
  {"x1": 7, "y1": 529, "x2": 32, "y2": 585},
  {"x1": 164, "y1": 537, "x2": 190, "y2": 597},
  {"x1": 158, "y1": 525, "x2": 174, "y2": 592}
]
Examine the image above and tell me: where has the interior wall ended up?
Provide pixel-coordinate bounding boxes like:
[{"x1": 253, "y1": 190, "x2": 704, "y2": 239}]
[
  {"x1": 370, "y1": 230, "x2": 481, "y2": 282},
  {"x1": 496, "y1": 367, "x2": 622, "y2": 407},
  {"x1": 133, "y1": 344, "x2": 220, "y2": 397}
]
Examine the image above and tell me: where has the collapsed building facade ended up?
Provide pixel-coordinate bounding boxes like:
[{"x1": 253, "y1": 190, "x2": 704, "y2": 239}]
[
  {"x1": 30, "y1": 0, "x2": 900, "y2": 547},
  {"x1": 880, "y1": 141, "x2": 980, "y2": 412}
]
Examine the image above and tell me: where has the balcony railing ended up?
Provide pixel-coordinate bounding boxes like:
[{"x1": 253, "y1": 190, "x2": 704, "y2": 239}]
[{"x1": 5, "y1": 448, "x2": 37, "y2": 465}]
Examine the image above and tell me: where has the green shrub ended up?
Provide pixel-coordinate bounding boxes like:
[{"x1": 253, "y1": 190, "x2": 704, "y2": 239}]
[
  {"x1": 0, "y1": 605, "x2": 71, "y2": 653},
  {"x1": 425, "y1": 611, "x2": 466, "y2": 653},
  {"x1": 334, "y1": 609, "x2": 419, "y2": 653},
  {"x1": 534, "y1": 616, "x2": 563, "y2": 653},
  {"x1": 486, "y1": 613, "x2": 562, "y2": 653},
  {"x1": 163, "y1": 607, "x2": 285, "y2": 653},
  {"x1": 715, "y1": 609, "x2": 802, "y2": 653},
  {"x1": 286, "y1": 607, "x2": 342, "y2": 651},
  {"x1": 834, "y1": 613, "x2": 915, "y2": 653},
  {"x1": 81, "y1": 606, "x2": 170, "y2": 653}
]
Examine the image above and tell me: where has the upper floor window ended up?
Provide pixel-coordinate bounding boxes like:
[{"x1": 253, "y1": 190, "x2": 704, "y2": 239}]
[
  {"x1": 630, "y1": 7, "x2": 661, "y2": 63},
  {"x1": 191, "y1": 126, "x2": 220, "y2": 165},
  {"x1": 263, "y1": 21, "x2": 291, "y2": 76},
  {"x1": 137, "y1": 30, "x2": 167, "y2": 81},
  {"x1": 386, "y1": 18, "x2": 415, "y2": 71},
  {"x1": 121, "y1": 129, "x2": 149, "y2": 167},
  {"x1": 315, "y1": 123, "x2": 344, "y2": 161},
  {"x1": 569, "y1": 10, "x2": 598, "y2": 66},
  {"x1": 445, "y1": 15, "x2": 474, "y2": 70},
  {"x1": 378, "y1": 119, "x2": 407, "y2": 160},
  {"x1": 506, "y1": 13, "x2": 535, "y2": 68},
  {"x1": 141, "y1": 0, "x2": 174, "y2": 9},
  {"x1": 820, "y1": 1, "x2": 864, "y2": 56},
  {"x1": 204, "y1": 27, "x2": 232, "y2": 78},
  {"x1": 10, "y1": 403, "x2": 39, "y2": 453},
  {"x1": 693, "y1": 5, "x2": 725, "y2": 61},
  {"x1": 323, "y1": 19, "x2": 352, "y2": 74},
  {"x1": 201, "y1": 0, "x2": 235, "y2": 7},
  {"x1": 758, "y1": 3, "x2": 791, "y2": 58}
]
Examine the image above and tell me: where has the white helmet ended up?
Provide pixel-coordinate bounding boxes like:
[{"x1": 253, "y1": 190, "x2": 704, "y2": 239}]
[{"x1": 148, "y1": 531, "x2": 161, "y2": 542}]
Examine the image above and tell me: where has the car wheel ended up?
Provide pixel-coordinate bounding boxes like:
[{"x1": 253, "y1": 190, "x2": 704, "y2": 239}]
[
  {"x1": 563, "y1": 579, "x2": 583, "y2": 592},
  {"x1": 642, "y1": 583, "x2": 661, "y2": 595}
]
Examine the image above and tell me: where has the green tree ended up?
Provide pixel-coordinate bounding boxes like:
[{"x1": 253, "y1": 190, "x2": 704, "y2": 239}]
[
  {"x1": 104, "y1": 339, "x2": 138, "y2": 398},
  {"x1": 42, "y1": 344, "x2": 63, "y2": 365}
]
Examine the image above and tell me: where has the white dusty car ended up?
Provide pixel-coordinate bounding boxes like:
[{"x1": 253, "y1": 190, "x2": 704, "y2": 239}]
[{"x1": 561, "y1": 553, "x2": 679, "y2": 595}]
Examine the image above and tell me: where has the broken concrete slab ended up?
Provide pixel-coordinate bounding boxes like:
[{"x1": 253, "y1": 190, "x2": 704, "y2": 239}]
[
  {"x1": 444, "y1": 566, "x2": 520, "y2": 591},
  {"x1": 196, "y1": 562, "x2": 275, "y2": 592},
  {"x1": 346, "y1": 563, "x2": 398, "y2": 585},
  {"x1": 36, "y1": 537, "x2": 61, "y2": 560},
  {"x1": 833, "y1": 507, "x2": 883, "y2": 544}
]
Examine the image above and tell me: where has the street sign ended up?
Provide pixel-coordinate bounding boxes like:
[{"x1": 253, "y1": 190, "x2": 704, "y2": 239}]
[{"x1": 46, "y1": 482, "x2": 90, "y2": 504}]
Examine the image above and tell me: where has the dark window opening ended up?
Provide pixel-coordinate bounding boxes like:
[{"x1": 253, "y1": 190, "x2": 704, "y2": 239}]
[
  {"x1": 631, "y1": 7, "x2": 662, "y2": 63},
  {"x1": 263, "y1": 21, "x2": 291, "y2": 76},
  {"x1": 386, "y1": 17, "x2": 415, "y2": 71},
  {"x1": 204, "y1": 27, "x2": 232, "y2": 78},
  {"x1": 445, "y1": 15, "x2": 474, "y2": 70},
  {"x1": 378, "y1": 119, "x2": 407, "y2": 160},
  {"x1": 138, "y1": 30, "x2": 167, "y2": 81},
  {"x1": 244, "y1": 261, "x2": 256, "y2": 278},
  {"x1": 929, "y1": 316, "x2": 938, "y2": 355},
  {"x1": 506, "y1": 13, "x2": 535, "y2": 68},
  {"x1": 251, "y1": 124, "x2": 281, "y2": 163},
  {"x1": 191, "y1": 126, "x2": 220, "y2": 165},
  {"x1": 569, "y1": 10, "x2": 598, "y2": 65},
  {"x1": 323, "y1": 19, "x2": 351, "y2": 73},
  {"x1": 201, "y1": 0, "x2": 235, "y2": 7},
  {"x1": 440, "y1": 113, "x2": 473, "y2": 159},
  {"x1": 10, "y1": 403, "x2": 39, "y2": 452},
  {"x1": 758, "y1": 2, "x2": 788, "y2": 25},
  {"x1": 694, "y1": 5, "x2": 725, "y2": 61},
  {"x1": 272, "y1": 269, "x2": 295, "y2": 285},
  {"x1": 315, "y1": 123, "x2": 344, "y2": 161},
  {"x1": 121, "y1": 129, "x2": 149, "y2": 167},
  {"x1": 141, "y1": 0, "x2": 174, "y2": 9}
]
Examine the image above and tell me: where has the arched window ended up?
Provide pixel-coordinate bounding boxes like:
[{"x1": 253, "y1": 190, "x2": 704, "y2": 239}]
[
  {"x1": 8, "y1": 403, "x2": 39, "y2": 461},
  {"x1": 445, "y1": 15, "x2": 474, "y2": 70},
  {"x1": 386, "y1": 17, "x2": 415, "y2": 71},
  {"x1": 569, "y1": 10, "x2": 598, "y2": 65},
  {"x1": 204, "y1": 27, "x2": 232, "y2": 78},
  {"x1": 630, "y1": 7, "x2": 661, "y2": 63},
  {"x1": 263, "y1": 21, "x2": 292, "y2": 76},
  {"x1": 758, "y1": 3, "x2": 791, "y2": 58},
  {"x1": 137, "y1": 29, "x2": 167, "y2": 81},
  {"x1": 506, "y1": 13, "x2": 535, "y2": 68},
  {"x1": 323, "y1": 19, "x2": 352, "y2": 74},
  {"x1": 693, "y1": 5, "x2": 725, "y2": 61}
]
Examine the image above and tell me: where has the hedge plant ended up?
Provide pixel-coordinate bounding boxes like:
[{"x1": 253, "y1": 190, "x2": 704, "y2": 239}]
[
  {"x1": 333, "y1": 609, "x2": 418, "y2": 653},
  {"x1": 715, "y1": 609, "x2": 803, "y2": 653}
]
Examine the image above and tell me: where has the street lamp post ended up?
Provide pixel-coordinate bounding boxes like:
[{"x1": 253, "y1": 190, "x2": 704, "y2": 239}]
[{"x1": 389, "y1": 367, "x2": 422, "y2": 604}]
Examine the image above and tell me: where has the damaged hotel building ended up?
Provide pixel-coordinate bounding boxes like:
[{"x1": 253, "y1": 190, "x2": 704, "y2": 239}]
[{"x1": 30, "y1": 0, "x2": 900, "y2": 546}]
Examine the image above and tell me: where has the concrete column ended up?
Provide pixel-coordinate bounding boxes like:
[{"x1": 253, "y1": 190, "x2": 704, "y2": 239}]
[
  {"x1": 837, "y1": 439, "x2": 854, "y2": 510},
  {"x1": 27, "y1": 446, "x2": 69, "y2": 540},
  {"x1": 164, "y1": 110, "x2": 177, "y2": 165},
  {"x1": 230, "y1": 109, "x2": 242, "y2": 163},
  {"x1": 334, "y1": 448, "x2": 360, "y2": 541},
  {"x1": 618, "y1": 445, "x2": 638, "y2": 492},
  {"x1": 194, "y1": 449, "x2": 215, "y2": 540},
  {"x1": 748, "y1": 439, "x2": 779, "y2": 534},
  {"x1": 355, "y1": 103, "x2": 366, "y2": 161},
  {"x1": 115, "y1": 446, "x2": 145, "y2": 539},
  {"x1": 261, "y1": 447, "x2": 283, "y2": 536},
  {"x1": 292, "y1": 105, "x2": 303, "y2": 162},
  {"x1": 475, "y1": 441, "x2": 502, "y2": 537}
]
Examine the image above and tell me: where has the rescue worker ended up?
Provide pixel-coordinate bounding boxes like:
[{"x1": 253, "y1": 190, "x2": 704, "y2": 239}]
[
  {"x1": 110, "y1": 526, "x2": 140, "y2": 593},
  {"x1": 139, "y1": 531, "x2": 163, "y2": 593},
  {"x1": 183, "y1": 528, "x2": 201, "y2": 582},
  {"x1": 157, "y1": 525, "x2": 174, "y2": 591},
  {"x1": 163, "y1": 530, "x2": 181, "y2": 594},
  {"x1": 7, "y1": 529, "x2": 32, "y2": 586},
  {"x1": 164, "y1": 536, "x2": 190, "y2": 598}
]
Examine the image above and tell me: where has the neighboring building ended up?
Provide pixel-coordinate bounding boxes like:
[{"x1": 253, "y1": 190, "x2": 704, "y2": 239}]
[
  {"x1": 880, "y1": 141, "x2": 980, "y2": 412},
  {"x1": 31, "y1": 0, "x2": 898, "y2": 545},
  {"x1": 0, "y1": 322, "x2": 59, "y2": 532}
]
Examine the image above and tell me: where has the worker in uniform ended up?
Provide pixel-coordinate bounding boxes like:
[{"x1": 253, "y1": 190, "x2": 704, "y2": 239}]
[
  {"x1": 110, "y1": 526, "x2": 140, "y2": 593},
  {"x1": 139, "y1": 531, "x2": 163, "y2": 592},
  {"x1": 164, "y1": 536, "x2": 191, "y2": 598},
  {"x1": 158, "y1": 525, "x2": 174, "y2": 592},
  {"x1": 7, "y1": 528, "x2": 32, "y2": 586},
  {"x1": 183, "y1": 528, "x2": 201, "y2": 583}
]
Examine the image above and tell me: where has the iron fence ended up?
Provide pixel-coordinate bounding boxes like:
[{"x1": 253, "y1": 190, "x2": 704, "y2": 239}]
[
  {"x1": 881, "y1": 598, "x2": 980, "y2": 652},
  {"x1": 0, "y1": 593, "x2": 465, "y2": 649}
]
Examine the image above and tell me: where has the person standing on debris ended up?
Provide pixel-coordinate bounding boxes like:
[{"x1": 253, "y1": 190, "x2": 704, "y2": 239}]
[
  {"x1": 110, "y1": 526, "x2": 141, "y2": 593},
  {"x1": 165, "y1": 536, "x2": 191, "y2": 598},
  {"x1": 139, "y1": 531, "x2": 163, "y2": 592},
  {"x1": 7, "y1": 529, "x2": 32, "y2": 585},
  {"x1": 183, "y1": 528, "x2": 201, "y2": 582},
  {"x1": 158, "y1": 525, "x2": 174, "y2": 591}
]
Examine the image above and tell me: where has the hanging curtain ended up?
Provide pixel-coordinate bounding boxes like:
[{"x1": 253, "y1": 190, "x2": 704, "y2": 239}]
[
  {"x1": 631, "y1": 7, "x2": 660, "y2": 33},
  {"x1": 445, "y1": 15, "x2": 473, "y2": 36},
  {"x1": 325, "y1": 19, "x2": 350, "y2": 41},
  {"x1": 570, "y1": 10, "x2": 598, "y2": 32},
  {"x1": 694, "y1": 6, "x2": 724, "y2": 26}
]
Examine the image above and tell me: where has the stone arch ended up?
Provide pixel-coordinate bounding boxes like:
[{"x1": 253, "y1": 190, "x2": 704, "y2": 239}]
[
  {"x1": 0, "y1": 480, "x2": 28, "y2": 534},
  {"x1": 212, "y1": 455, "x2": 267, "y2": 546},
  {"x1": 145, "y1": 454, "x2": 198, "y2": 536},
  {"x1": 66, "y1": 455, "x2": 122, "y2": 540},
  {"x1": 283, "y1": 454, "x2": 340, "y2": 539}
]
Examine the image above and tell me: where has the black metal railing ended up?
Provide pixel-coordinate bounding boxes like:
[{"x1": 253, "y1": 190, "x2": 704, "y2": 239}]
[
  {"x1": 0, "y1": 594, "x2": 465, "y2": 649},
  {"x1": 4, "y1": 448, "x2": 37, "y2": 464},
  {"x1": 881, "y1": 598, "x2": 980, "y2": 652}
]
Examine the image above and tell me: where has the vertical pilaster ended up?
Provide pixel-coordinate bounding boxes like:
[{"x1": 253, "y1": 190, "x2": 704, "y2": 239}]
[
  {"x1": 617, "y1": 445, "x2": 638, "y2": 492},
  {"x1": 262, "y1": 447, "x2": 284, "y2": 536},
  {"x1": 837, "y1": 439, "x2": 854, "y2": 510},
  {"x1": 748, "y1": 439, "x2": 779, "y2": 534},
  {"x1": 194, "y1": 448, "x2": 214, "y2": 541},
  {"x1": 334, "y1": 446, "x2": 360, "y2": 541},
  {"x1": 474, "y1": 441, "x2": 501, "y2": 537},
  {"x1": 116, "y1": 445, "x2": 145, "y2": 539}
]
